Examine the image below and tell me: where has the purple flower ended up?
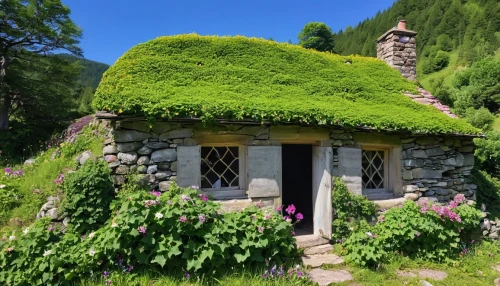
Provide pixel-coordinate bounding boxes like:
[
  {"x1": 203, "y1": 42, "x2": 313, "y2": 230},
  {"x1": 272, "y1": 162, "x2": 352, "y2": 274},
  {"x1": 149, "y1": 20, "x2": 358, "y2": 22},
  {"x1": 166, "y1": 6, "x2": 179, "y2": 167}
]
[
  {"x1": 258, "y1": 226, "x2": 264, "y2": 233},
  {"x1": 106, "y1": 280, "x2": 111, "y2": 285},
  {"x1": 179, "y1": 216, "x2": 187, "y2": 223},
  {"x1": 285, "y1": 204, "x2": 296, "y2": 215},
  {"x1": 199, "y1": 214, "x2": 206, "y2": 223},
  {"x1": 127, "y1": 265, "x2": 133, "y2": 272},
  {"x1": 190, "y1": 185, "x2": 199, "y2": 189},
  {"x1": 103, "y1": 271, "x2": 110, "y2": 277},
  {"x1": 4, "y1": 167, "x2": 11, "y2": 175},
  {"x1": 150, "y1": 191, "x2": 161, "y2": 197},
  {"x1": 48, "y1": 226, "x2": 54, "y2": 232},
  {"x1": 138, "y1": 226, "x2": 147, "y2": 235},
  {"x1": 415, "y1": 232, "x2": 421, "y2": 237},
  {"x1": 181, "y1": 195, "x2": 190, "y2": 201},
  {"x1": 283, "y1": 216, "x2": 292, "y2": 223},
  {"x1": 297, "y1": 270, "x2": 303, "y2": 277},
  {"x1": 198, "y1": 193, "x2": 209, "y2": 202},
  {"x1": 185, "y1": 272, "x2": 190, "y2": 280},
  {"x1": 295, "y1": 213, "x2": 304, "y2": 221},
  {"x1": 262, "y1": 271, "x2": 268, "y2": 279}
]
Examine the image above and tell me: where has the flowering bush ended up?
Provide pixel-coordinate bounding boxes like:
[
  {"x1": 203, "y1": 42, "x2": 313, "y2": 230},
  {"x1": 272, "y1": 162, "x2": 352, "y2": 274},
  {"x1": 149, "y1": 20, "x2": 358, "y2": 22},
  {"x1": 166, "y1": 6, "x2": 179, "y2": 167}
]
[
  {"x1": 0, "y1": 184, "x2": 300, "y2": 285},
  {"x1": 344, "y1": 195, "x2": 483, "y2": 266},
  {"x1": 60, "y1": 159, "x2": 115, "y2": 234},
  {"x1": 331, "y1": 177, "x2": 376, "y2": 242}
]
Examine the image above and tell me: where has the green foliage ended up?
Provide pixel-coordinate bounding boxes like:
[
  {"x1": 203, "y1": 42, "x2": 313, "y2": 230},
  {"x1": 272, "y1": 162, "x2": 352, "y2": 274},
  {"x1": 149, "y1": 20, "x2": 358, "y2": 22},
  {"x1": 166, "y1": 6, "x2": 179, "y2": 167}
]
[
  {"x1": 472, "y1": 169, "x2": 500, "y2": 217},
  {"x1": 344, "y1": 198, "x2": 483, "y2": 267},
  {"x1": 423, "y1": 50, "x2": 450, "y2": 74},
  {"x1": 0, "y1": 175, "x2": 22, "y2": 225},
  {"x1": 93, "y1": 35, "x2": 478, "y2": 135},
  {"x1": 465, "y1": 107, "x2": 495, "y2": 130},
  {"x1": 61, "y1": 159, "x2": 114, "y2": 234},
  {"x1": 0, "y1": 185, "x2": 299, "y2": 285},
  {"x1": 331, "y1": 177, "x2": 376, "y2": 242},
  {"x1": 474, "y1": 131, "x2": 500, "y2": 178},
  {"x1": 298, "y1": 22, "x2": 335, "y2": 52}
]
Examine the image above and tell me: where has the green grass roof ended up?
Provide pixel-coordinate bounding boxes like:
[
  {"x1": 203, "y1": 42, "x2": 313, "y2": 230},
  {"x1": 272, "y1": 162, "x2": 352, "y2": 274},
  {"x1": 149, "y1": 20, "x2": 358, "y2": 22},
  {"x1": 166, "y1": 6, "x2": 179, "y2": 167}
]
[{"x1": 93, "y1": 34, "x2": 479, "y2": 135}]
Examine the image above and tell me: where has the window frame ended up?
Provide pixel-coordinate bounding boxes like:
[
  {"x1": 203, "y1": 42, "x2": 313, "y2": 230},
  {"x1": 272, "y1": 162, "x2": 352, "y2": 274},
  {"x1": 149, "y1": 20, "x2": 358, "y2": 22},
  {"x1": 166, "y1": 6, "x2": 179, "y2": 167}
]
[
  {"x1": 361, "y1": 146, "x2": 390, "y2": 193},
  {"x1": 199, "y1": 144, "x2": 247, "y2": 193}
]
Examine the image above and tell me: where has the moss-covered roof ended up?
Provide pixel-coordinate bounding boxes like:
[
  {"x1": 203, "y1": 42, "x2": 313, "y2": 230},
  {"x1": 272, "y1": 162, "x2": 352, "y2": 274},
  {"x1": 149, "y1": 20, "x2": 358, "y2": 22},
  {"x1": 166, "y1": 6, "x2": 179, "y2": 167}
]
[{"x1": 93, "y1": 34, "x2": 479, "y2": 135}]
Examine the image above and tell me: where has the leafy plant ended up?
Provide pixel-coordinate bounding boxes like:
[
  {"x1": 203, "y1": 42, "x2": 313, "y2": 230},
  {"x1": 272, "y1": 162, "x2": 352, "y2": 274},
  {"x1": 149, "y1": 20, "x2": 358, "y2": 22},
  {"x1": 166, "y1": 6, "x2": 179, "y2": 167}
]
[
  {"x1": 331, "y1": 177, "x2": 376, "y2": 242},
  {"x1": 0, "y1": 177, "x2": 22, "y2": 225},
  {"x1": 344, "y1": 196, "x2": 483, "y2": 267},
  {"x1": 61, "y1": 159, "x2": 115, "y2": 234}
]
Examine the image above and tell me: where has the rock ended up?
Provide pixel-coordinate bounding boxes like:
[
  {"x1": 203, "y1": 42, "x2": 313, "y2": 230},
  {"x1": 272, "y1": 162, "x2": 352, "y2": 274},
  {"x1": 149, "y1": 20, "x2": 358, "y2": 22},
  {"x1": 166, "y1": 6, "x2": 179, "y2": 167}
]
[
  {"x1": 404, "y1": 159, "x2": 424, "y2": 167},
  {"x1": 103, "y1": 145, "x2": 118, "y2": 155},
  {"x1": 304, "y1": 244, "x2": 334, "y2": 255},
  {"x1": 121, "y1": 121, "x2": 151, "y2": 133},
  {"x1": 108, "y1": 161, "x2": 120, "y2": 168},
  {"x1": 401, "y1": 138, "x2": 415, "y2": 144},
  {"x1": 412, "y1": 168, "x2": 442, "y2": 179},
  {"x1": 147, "y1": 165, "x2": 158, "y2": 174},
  {"x1": 117, "y1": 152, "x2": 138, "y2": 165},
  {"x1": 137, "y1": 165, "x2": 148, "y2": 174},
  {"x1": 425, "y1": 147, "x2": 445, "y2": 157},
  {"x1": 155, "y1": 171, "x2": 172, "y2": 180},
  {"x1": 461, "y1": 146, "x2": 474, "y2": 153},
  {"x1": 302, "y1": 254, "x2": 344, "y2": 268},
  {"x1": 24, "y1": 158, "x2": 36, "y2": 165},
  {"x1": 421, "y1": 281, "x2": 434, "y2": 286},
  {"x1": 76, "y1": 151, "x2": 93, "y2": 165},
  {"x1": 481, "y1": 219, "x2": 491, "y2": 231},
  {"x1": 159, "y1": 181, "x2": 173, "y2": 192},
  {"x1": 396, "y1": 270, "x2": 417, "y2": 277},
  {"x1": 130, "y1": 165, "x2": 138, "y2": 173},
  {"x1": 492, "y1": 265, "x2": 500, "y2": 273},
  {"x1": 417, "y1": 269, "x2": 447, "y2": 281},
  {"x1": 330, "y1": 133, "x2": 352, "y2": 140},
  {"x1": 433, "y1": 188, "x2": 450, "y2": 196},
  {"x1": 146, "y1": 142, "x2": 169, "y2": 149},
  {"x1": 137, "y1": 146, "x2": 153, "y2": 155},
  {"x1": 63, "y1": 217, "x2": 70, "y2": 227},
  {"x1": 159, "y1": 129, "x2": 193, "y2": 140},
  {"x1": 116, "y1": 142, "x2": 143, "y2": 152},
  {"x1": 416, "y1": 138, "x2": 440, "y2": 146},
  {"x1": 307, "y1": 269, "x2": 353, "y2": 285},
  {"x1": 466, "y1": 184, "x2": 478, "y2": 190},
  {"x1": 403, "y1": 171, "x2": 413, "y2": 180},
  {"x1": 463, "y1": 154, "x2": 475, "y2": 166},
  {"x1": 494, "y1": 278, "x2": 500, "y2": 285},
  {"x1": 158, "y1": 162, "x2": 171, "y2": 170},
  {"x1": 490, "y1": 232, "x2": 499, "y2": 239},
  {"x1": 433, "y1": 182, "x2": 448, "y2": 187},
  {"x1": 115, "y1": 165, "x2": 130, "y2": 175},
  {"x1": 170, "y1": 161, "x2": 178, "y2": 172},
  {"x1": 47, "y1": 196, "x2": 60, "y2": 203},
  {"x1": 41, "y1": 202, "x2": 55, "y2": 211},
  {"x1": 404, "y1": 193, "x2": 419, "y2": 201},
  {"x1": 112, "y1": 175, "x2": 125, "y2": 185},
  {"x1": 443, "y1": 158, "x2": 456, "y2": 166},
  {"x1": 440, "y1": 146, "x2": 451, "y2": 152},
  {"x1": 412, "y1": 150, "x2": 428, "y2": 158},
  {"x1": 46, "y1": 208, "x2": 59, "y2": 220},
  {"x1": 183, "y1": 138, "x2": 197, "y2": 146},
  {"x1": 104, "y1": 155, "x2": 117, "y2": 163},
  {"x1": 418, "y1": 197, "x2": 439, "y2": 203},
  {"x1": 137, "y1": 156, "x2": 150, "y2": 166},
  {"x1": 173, "y1": 139, "x2": 184, "y2": 144},
  {"x1": 113, "y1": 130, "x2": 151, "y2": 143},
  {"x1": 455, "y1": 153, "x2": 464, "y2": 166},
  {"x1": 151, "y1": 149, "x2": 177, "y2": 163},
  {"x1": 403, "y1": 185, "x2": 419, "y2": 193}
]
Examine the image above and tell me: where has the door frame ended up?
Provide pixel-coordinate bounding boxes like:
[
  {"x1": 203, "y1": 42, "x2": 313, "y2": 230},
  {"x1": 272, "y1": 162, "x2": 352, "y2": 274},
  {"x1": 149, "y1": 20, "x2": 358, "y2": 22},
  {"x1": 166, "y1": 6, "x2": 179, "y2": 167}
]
[{"x1": 312, "y1": 146, "x2": 333, "y2": 239}]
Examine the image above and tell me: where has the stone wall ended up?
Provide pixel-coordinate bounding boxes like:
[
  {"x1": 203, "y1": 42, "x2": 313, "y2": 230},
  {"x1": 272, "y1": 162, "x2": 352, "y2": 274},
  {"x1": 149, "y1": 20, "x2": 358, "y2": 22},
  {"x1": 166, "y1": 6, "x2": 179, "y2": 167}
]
[
  {"x1": 401, "y1": 136, "x2": 476, "y2": 202},
  {"x1": 377, "y1": 31, "x2": 417, "y2": 81}
]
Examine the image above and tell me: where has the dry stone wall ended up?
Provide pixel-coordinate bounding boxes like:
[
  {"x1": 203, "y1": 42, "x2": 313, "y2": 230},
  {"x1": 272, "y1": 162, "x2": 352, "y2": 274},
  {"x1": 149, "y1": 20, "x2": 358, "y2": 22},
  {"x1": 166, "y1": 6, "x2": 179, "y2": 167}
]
[
  {"x1": 377, "y1": 32, "x2": 417, "y2": 81},
  {"x1": 401, "y1": 136, "x2": 476, "y2": 202}
]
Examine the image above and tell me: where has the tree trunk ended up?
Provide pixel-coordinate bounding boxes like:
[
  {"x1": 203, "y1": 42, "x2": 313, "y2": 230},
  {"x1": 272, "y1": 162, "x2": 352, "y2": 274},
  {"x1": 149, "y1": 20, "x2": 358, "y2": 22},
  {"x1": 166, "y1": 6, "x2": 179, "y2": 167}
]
[{"x1": 0, "y1": 103, "x2": 9, "y2": 130}]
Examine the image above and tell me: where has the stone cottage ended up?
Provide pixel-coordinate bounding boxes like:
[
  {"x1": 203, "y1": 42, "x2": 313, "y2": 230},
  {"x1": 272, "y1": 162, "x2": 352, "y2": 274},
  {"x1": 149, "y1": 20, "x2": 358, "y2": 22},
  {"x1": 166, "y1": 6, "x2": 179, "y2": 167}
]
[{"x1": 94, "y1": 21, "x2": 481, "y2": 239}]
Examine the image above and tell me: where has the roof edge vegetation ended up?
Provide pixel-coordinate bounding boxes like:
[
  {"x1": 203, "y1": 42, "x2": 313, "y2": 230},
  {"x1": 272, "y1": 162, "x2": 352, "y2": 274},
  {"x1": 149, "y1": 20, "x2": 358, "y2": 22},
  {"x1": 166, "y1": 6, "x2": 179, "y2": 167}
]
[{"x1": 93, "y1": 34, "x2": 480, "y2": 136}]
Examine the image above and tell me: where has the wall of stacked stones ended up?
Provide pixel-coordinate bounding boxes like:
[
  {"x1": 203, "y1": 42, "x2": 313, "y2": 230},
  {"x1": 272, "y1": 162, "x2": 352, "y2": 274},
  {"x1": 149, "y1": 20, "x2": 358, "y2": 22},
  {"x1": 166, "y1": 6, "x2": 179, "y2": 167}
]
[
  {"x1": 377, "y1": 33, "x2": 417, "y2": 81},
  {"x1": 400, "y1": 136, "x2": 476, "y2": 202}
]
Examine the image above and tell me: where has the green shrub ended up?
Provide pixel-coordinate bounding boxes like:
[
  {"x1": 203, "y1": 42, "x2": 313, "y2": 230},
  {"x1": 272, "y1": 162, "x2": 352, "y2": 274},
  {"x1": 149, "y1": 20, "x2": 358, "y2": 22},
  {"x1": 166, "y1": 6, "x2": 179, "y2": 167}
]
[
  {"x1": 0, "y1": 185, "x2": 300, "y2": 285},
  {"x1": 472, "y1": 169, "x2": 500, "y2": 217},
  {"x1": 344, "y1": 197, "x2": 483, "y2": 267},
  {"x1": 331, "y1": 177, "x2": 376, "y2": 242},
  {"x1": 0, "y1": 175, "x2": 23, "y2": 225},
  {"x1": 61, "y1": 159, "x2": 115, "y2": 234},
  {"x1": 474, "y1": 131, "x2": 500, "y2": 178},
  {"x1": 465, "y1": 107, "x2": 495, "y2": 130}
]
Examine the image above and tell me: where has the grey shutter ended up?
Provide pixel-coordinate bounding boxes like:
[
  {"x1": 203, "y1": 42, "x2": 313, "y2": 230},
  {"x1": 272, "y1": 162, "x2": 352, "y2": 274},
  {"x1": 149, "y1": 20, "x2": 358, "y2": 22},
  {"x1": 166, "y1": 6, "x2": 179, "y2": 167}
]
[
  {"x1": 177, "y1": 146, "x2": 201, "y2": 188},
  {"x1": 247, "y1": 146, "x2": 281, "y2": 198},
  {"x1": 312, "y1": 147, "x2": 333, "y2": 239},
  {"x1": 337, "y1": 147, "x2": 362, "y2": 196}
]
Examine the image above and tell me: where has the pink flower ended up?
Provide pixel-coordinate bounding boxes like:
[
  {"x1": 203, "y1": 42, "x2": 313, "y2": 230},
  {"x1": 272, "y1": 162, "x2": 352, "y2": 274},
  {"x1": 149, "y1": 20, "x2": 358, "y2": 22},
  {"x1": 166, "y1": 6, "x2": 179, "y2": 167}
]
[
  {"x1": 283, "y1": 216, "x2": 292, "y2": 223},
  {"x1": 285, "y1": 204, "x2": 296, "y2": 215},
  {"x1": 217, "y1": 210, "x2": 222, "y2": 215},
  {"x1": 255, "y1": 201, "x2": 263, "y2": 208},
  {"x1": 190, "y1": 185, "x2": 199, "y2": 190},
  {"x1": 198, "y1": 193, "x2": 209, "y2": 202},
  {"x1": 415, "y1": 232, "x2": 421, "y2": 237},
  {"x1": 264, "y1": 214, "x2": 271, "y2": 220},
  {"x1": 420, "y1": 206, "x2": 428, "y2": 214},
  {"x1": 449, "y1": 201, "x2": 458, "y2": 209},
  {"x1": 199, "y1": 214, "x2": 206, "y2": 223},
  {"x1": 48, "y1": 226, "x2": 54, "y2": 232},
  {"x1": 181, "y1": 195, "x2": 190, "y2": 201},
  {"x1": 150, "y1": 191, "x2": 161, "y2": 197},
  {"x1": 277, "y1": 205, "x2": 283, "y2": 211},
  {"x1": 167, "y1": 200, "x2": 172, "y2": 205},
  {"x1": 138, "y1": 226, "x2": 147, "y2": 235},
  {"x1": 179, "y1": 216, "x2": 187, "y2": 223},
  {"x1": 258, "y1": 226, "x2": 264, "y2": 233},
  {"x1": 454, "y1": 194, "x2": 465, "y2": 204},
  {"x1": 295, "y1": 213, "x2": 304, "y2": 221}
]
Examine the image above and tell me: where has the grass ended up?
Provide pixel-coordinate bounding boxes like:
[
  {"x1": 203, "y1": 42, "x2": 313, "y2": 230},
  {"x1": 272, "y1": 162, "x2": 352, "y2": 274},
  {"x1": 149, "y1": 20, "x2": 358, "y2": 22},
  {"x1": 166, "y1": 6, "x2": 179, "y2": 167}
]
[{"x1": 418, "y1": 50, "x2": 463, "y2": 92}]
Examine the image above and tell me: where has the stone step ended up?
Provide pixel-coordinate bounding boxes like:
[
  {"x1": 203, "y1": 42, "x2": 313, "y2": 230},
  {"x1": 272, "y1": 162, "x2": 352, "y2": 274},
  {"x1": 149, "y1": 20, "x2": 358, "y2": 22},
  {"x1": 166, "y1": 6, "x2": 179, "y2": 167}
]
[
  {"x1": 302, "y1": 254, "x2": 344, "y2": 268},
  {"x1": 304, "y1": 244, "x2": 333, "y2": 255},
  {"x1": 295, "y1": 234, "x2": 329, "y2": 249},
  {"x1": 307, "y1": 269, "x2": 354, "y2": 285}
]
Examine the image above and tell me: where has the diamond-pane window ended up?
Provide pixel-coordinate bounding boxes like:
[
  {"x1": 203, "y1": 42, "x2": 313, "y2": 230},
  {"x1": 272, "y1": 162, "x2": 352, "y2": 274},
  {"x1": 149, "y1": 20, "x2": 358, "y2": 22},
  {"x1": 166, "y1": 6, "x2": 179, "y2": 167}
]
[
  {"x1": 362, "y1": 150, "x2": 385, "y2": 189},
  {"x1": 201, "y1": 147, "x2": 239, "y2": 189}
]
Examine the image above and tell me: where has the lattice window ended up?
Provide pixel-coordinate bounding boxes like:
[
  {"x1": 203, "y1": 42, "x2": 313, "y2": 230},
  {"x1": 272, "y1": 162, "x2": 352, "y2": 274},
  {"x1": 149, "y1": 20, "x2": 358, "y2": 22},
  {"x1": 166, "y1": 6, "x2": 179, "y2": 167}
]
[
  {"x1": 201, "y1": 147, "x2": 239, "y2": 189},
  {"x1": 362, "y1": 150, "x2": 385, "y2": 189}
]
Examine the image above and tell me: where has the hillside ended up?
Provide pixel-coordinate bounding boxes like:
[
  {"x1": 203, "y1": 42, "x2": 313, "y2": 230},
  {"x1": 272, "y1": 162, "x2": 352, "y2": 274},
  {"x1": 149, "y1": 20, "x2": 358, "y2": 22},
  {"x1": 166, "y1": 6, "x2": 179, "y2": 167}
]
[
  {"x1": 57, "y1": 54, "x2": 109, "y2": 89},
  {"x1": 94, "y1": 34, "x2": 477, "y2": 135},
  {"x1": 333, "y1": 0, "x2": 500, "y2": 71}
]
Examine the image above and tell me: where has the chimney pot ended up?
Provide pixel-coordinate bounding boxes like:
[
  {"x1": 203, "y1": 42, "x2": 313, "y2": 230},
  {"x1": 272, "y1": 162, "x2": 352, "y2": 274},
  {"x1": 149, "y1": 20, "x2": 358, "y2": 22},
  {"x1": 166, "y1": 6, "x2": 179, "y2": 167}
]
[{"x1": 398, "y1": 20, "x2": 407, "y2": 30}]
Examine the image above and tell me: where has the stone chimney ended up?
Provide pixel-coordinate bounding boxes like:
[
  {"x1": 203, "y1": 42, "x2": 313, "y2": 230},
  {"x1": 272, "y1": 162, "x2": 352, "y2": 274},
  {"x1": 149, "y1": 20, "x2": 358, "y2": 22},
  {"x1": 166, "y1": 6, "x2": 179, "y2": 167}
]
[{"x1": 377, "y1": 20, "x2": 417, "y2": 80}]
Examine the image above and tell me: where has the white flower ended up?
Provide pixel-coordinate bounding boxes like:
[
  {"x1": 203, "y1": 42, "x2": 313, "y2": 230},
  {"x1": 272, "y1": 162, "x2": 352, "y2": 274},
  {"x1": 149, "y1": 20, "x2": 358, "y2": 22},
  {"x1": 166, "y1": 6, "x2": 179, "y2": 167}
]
[
  {"x1": 89, "y1": 249, "x2": 95, "y2": 256},
  {"x1": 43, "y1": 250, "x2": 52, "y2": 256},
  {"x1": 111, "y1": 221, "x2": 118, "y2": 228},
  {"x1": 88, "y1": 232, "x2": 95, "y2": 238},
  {"x1": 0, "y1": 184, "x2": 5, "y2": 188},
  {"x1": 155, "y1": 212, "x2": 164, "y2": 219},
  {"x1": 22, "y1": 228, "x2": 29, "y2": 235},
  {"x1": 9, "y1": 235, "x2": 15, "y2": 241},
  {"x1": 366, "y1": 232, "x2": 373, "y2": 237}
]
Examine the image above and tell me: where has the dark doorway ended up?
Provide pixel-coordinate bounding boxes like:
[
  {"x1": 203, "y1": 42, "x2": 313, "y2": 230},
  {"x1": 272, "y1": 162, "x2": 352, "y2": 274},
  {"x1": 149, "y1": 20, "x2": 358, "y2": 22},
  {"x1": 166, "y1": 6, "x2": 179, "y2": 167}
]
[{"x1": 282, "y1": 144, "x2": 313, "y2": 235}]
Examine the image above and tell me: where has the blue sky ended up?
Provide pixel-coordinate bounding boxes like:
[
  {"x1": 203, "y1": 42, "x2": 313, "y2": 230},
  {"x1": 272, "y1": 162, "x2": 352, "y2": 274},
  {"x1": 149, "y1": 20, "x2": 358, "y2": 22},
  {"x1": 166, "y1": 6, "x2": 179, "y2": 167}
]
[{"x1": 62, "y1": 0, "x2": 395, "y2": 65}]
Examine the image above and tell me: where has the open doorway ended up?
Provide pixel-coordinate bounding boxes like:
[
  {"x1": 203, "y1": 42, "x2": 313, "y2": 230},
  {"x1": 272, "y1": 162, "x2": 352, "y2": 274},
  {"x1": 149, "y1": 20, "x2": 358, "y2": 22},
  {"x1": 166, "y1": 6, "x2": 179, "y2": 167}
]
[{"x1": 281, "y1": 144, "x2": 313, "y2": 235}]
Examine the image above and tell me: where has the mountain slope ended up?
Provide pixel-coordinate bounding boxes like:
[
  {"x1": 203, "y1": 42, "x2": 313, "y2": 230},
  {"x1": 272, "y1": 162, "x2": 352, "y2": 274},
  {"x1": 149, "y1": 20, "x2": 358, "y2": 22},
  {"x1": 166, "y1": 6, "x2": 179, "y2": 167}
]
[{"x1": 57, "y1": 54, "x2": 109, "y2": 89}]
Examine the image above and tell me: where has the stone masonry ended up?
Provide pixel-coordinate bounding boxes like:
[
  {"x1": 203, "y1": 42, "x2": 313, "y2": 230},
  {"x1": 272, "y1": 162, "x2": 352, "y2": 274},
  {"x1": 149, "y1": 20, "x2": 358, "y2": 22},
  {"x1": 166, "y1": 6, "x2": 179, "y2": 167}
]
[
  {"x1": 377, "y1": 20, "x2": 417, "y2": 81},
  {"x1": 401, "y1": 136, "x2": 476, "y2": 202}
]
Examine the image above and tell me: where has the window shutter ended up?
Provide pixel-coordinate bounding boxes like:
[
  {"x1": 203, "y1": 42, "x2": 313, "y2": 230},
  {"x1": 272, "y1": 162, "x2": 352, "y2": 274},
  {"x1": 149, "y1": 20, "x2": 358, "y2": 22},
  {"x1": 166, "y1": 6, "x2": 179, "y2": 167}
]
[
  {"x1": 177, "y1": 146, "x2": 201, "y2": 188},
  {"x1": 337, "y1": 147, "x2": 362, "y2": 196},
  {"x1": 247, "y1": 146, "x2": 281, "y2": 198}
]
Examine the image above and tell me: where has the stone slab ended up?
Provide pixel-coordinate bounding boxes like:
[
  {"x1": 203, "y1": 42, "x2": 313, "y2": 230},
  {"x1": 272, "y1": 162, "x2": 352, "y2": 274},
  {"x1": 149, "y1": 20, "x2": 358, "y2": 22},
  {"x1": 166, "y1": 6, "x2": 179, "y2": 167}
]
[
  {"x1": 296, "y1": 234, "x2": 330, "y2": 249},
  {"x1": 302, "y1": 254, "x2": 344, "y2": 268},
  {"x1": 307, "y1": 269, "x2": 353, "y2": 285},
  {"x1": 304, "y1": 244, "x2": 333, "y2": 255},
  {"x1": 417, "y1": 269, "x2": 447, "y2": 281}
]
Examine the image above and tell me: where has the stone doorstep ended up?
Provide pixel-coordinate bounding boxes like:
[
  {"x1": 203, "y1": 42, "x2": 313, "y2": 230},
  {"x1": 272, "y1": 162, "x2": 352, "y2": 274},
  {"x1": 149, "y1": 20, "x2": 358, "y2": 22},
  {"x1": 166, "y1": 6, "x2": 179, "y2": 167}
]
[
  {"x1": 295, "y1": 234, "x2": 329, "y2": 249},
  {"x1": 302, "y1": 254, "x2": 345, "y2": 268},
  {"x1": 304, "y1": 244, "x2": 334, "y2": 256},
  {"x1": 307, "y1": 269, "x2": 354, "y2": 286}
]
